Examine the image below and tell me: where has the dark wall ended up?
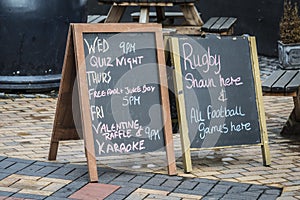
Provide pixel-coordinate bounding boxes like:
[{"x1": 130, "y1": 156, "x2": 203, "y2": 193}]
[
  {"x1": 87, "y1": 0, "x2": 109, "y2": 15},
  {"x1": 197, "y1": 0, "x2": 287, "y2": 57}
]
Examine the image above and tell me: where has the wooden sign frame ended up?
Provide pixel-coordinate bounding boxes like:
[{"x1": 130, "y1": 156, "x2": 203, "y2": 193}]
[
  {"x1": 48, "y1": 23, "x2": 176, "y2": 182},
  {"x1": 169, "y1": 36, "x2": 271, "y2": 172}
]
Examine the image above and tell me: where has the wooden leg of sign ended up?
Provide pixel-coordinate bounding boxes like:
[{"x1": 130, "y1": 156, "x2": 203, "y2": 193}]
[
  {"x1": 105, "y1": 5, "x2": 126, "y2": 23},
  {"x1": 180, "y1": 4, "x2": 203, "y2": 26},
  {"x1": 181, "y1": 134, "x2": 192, "y2": 172},
  {"x1": 85, "y1": 149, "x2": 98, "y2": 182},
  {"x1": 249, "y1": 37, "x2": 271, "y2": 166},
  {"x1": 139, "y1": 7, "x2": 149, "y2": 23},
  {"x1": 169, "y1": 37, "x2": 193, "y2": 172},
  {"x1": 48, "y1": 27, "x2": 81, "y2": 161},
  {"x1": 156, "y1": 31, "x2": 177, "y2": 175},
  {"x1": 48, "y1": 141, "x2": 59, "y2": 160}
]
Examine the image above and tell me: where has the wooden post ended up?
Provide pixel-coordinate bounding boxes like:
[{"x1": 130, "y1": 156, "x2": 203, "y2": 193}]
[
  {"x1": 48, "y1": 27, "x2": 81, "y2": 161},
  {"x1": 249, "y1": 37, "x2": 271, "y2": 166},
  {"x1": 156, "y1": 6, "x2": 165, "y2": 23},
  {"x1": 169, "y1": 37, "x2": 192, "y2": 172},
  {"x1": 139, "y1": 7, "x2": 150, "y2": 23},
  {"x1": 180, "y1": 4, "x2": 203, "y2": 26},
  {"x1": 105, "y1": 5, "x2": 126, "y2": 23}
]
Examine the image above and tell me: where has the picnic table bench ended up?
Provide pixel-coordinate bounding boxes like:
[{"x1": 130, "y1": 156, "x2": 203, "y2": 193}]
[
  {"x1": 201, "y1": 17, "x2": 237, "y2": 35},
  {"x1": 262, "y1": 70, "x2": 300, "y2": 136},
  {"x1": 262, "y1": 70, "x2": 300, "y2": 97}
]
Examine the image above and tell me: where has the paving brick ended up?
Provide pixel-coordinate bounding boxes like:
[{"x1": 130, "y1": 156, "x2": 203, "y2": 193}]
[
  {"x1": 38, "y1": 177, "x2": 71, "y2": 185},
  {"x1": 51, "y1": 188, "x2": 77, "y2": 198},
  {"x1": 191, "y1": 178, "x2": 218, "y2": 184},
  {"x1": 51, "y1": 181, "x2": 87, "y2": 198},
  {"x1": 34, "y1": 161, "x2": 64, "y2": 167},
  {"x1": 44, "y1": 197, "x2": 71, "y2": 200},
  {"x1": 193, "y1": 182, "x2": 215, "y2": 194},
  {"x1": 221, "y1": 193, "x2": 258, "y2": 200},
  {"x1": 236, "y1": 175, "x2": 265, "y2": 182},
  {"x1": 247, "y1": 185, "x2": 270, "y2": 191},
  {"x1": 154, "y1": 174, "x2": 183, "y2": 181},
  {"x1": 11, "y1": 192, "x2": 46, "y2": 200},
  {"x1": 4, "y1": 158, "x2": 35, "y2": 164},
  {"x1": 201, "y1": 193, "x2": 224, "y2": 200},
  {"x1": 129, "y1": 175, "x2": 151, "y2": 184},
  {"x1": 19, "y1": 188, "x2": 53, "y2": 196},
  {"x1": 36, "y1": 166, "x2": 60, "y2": 176},
  {"x1": 69, "y1": 183, "x2": 120, "y2": 200},
  {"x1": 0, "y1": 186, "x2": 20, "y2": 193},
  {"x1": 16, "y1": 164, "x2": 43, "y2": 176},
  {"x1": 141, "y1": 184, "x2": 175, "y2": 192},
  {"x1": 0, "y1": 160, "x2": 15, "y2": 169},
  {"x1": 47, "y1": 167, "x2": 75, "y2": 176},
  {"x1": 0, "y1": 157, "x2": 6, "y2": 162},
  {"x1": 125, "y1": 191, "x2": 148, "y2": 200},
  {"x1": 134, "y1": 188, "x2": 169, "y2": 195},
  {"x1": 215, "y1": 173, "x2": 243, "y2": 179},
  {"x1": 0, "y1": 173, "x2": 9, "y2": 180},
  {"x1": 282, "y1": 180, "x2": 300, "y2": 186},
  {"x1": 177, "y1": 180, "x2": 198, "y2": 190},
  {"x1": 227, "y1": 185, "x2": 249, "y2": 193},
  {"x1": 173, "y1": 188, "x2": 207, "y2": 196},
  {"x1": 170, "y1": 192, "x2": 202, "y2": 199},
  {"x1": 105, "y1": 194, "x2": 128, "y2": 200},
  {"x1": 144, "y1": 177, "x2": 166, "y2": 186},
  {"x1": 284, "y1": 185, "x2": 300, "y2": 192},
  {"x1": 0, "y1": 192, "x2": 14, "y2": 198},
  {"x1": 11, "y1": 179, "x2": 50, "y2": 191},
  {"x1": 113, "y1": 173, "x2": 135, "y2": 182},
  {"x1": 264, "y1": 189, "x2": 282, "y2": 195},
  {"x1": 109, "y1": 181, "x2": 142, "y2": 189},
  {"x1": 42, "y1": 183, "x2": 66, "y2": 192},
  {"x1": 148, "y1": 194, "x2": 181, "y2": 200},
  {"x1": 209, "y1": 184, "x2": 231, "y2": 194},
  {"x1": 259, "y1": 194, "x2": 281, "y2": 200},
  {"x1": 98, "y1": 172, "x2": 121, "y2": 184},
  {"x1": 64, "y1": 168, "x2": 88, "y2": 180},
  {"x1": 0, "y1": 176, "x2": 19, "y2": 187},
  {"x1": 113, "y1": 187, "x2": 137, "y2": 196},
  {"x1": 161, "y1": 180, "x2": 181, "y2": 188}
]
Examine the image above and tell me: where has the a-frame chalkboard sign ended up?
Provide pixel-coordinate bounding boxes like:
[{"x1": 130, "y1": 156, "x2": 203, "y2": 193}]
[
  {"x1": 169, "y1": 35, "x2": 271, "y2": 172},
  {"x1": 48, "y1": 23, "x2": 176, "y2": 182}
]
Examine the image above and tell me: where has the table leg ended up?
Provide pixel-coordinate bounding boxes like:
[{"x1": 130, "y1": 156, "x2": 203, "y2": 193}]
[
  {"x1": 139, "y1": 6, "x2": 149, "y2": 23},
  {"x1": 105, "y1": 5, "x2": 126, "y2": 23},
  {"x1": 281, "y1": 86, "x2": 300, "y2": 136},
  {"x1": 180, "y1": 4, "x2": 203, "y2": 26},
  {"x1": 156, "y1": 6, "x2": 165, "y2": 23}
]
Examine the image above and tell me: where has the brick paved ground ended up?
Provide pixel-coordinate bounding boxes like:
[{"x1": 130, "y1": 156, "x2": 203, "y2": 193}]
[
  {"x1": 0, "y1": 57, "x2": 299, "y2": 199},
  {"x1": 0, "y1": 93, "x2": 299, "y2": 199}
]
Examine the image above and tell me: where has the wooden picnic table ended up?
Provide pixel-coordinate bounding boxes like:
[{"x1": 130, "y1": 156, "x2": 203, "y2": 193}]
[{"x1": 98, "y1": 0, "x2": 203, "y2": 24}]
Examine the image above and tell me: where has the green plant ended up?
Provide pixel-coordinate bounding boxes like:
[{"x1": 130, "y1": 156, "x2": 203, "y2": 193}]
[{"x1": 279, "y1": 0, "x2": 300, "y2": 44}]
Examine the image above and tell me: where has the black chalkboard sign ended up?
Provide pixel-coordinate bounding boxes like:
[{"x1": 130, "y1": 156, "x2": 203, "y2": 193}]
[
  {"x1": 83, "y1": 32, "x2": 168, "y2": 156},
  {"x1": 169, "y1": 35, "x2": 270, "y2": 172},
  {"x1": 49, "y1": 23, "x2": 176, "y2": 182}
]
